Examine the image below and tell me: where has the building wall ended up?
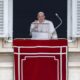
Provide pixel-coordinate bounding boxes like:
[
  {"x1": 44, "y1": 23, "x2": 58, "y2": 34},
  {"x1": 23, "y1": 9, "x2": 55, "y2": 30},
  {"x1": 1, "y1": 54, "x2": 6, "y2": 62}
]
[
  {"x1": 0, "y1": 39, "x2": 80, "y2": 80},
  {"x1": 0, "y1": 0, "x2": 80, "y2": 79},
  {"x1": 0, "y1": 39, "x2": 14, "y2": 80}
]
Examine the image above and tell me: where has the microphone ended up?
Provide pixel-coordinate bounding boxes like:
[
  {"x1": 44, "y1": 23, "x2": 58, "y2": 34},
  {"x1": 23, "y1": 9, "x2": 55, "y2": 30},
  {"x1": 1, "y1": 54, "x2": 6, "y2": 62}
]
[
  {"x1": 55, "y1": 13, "x2": 58, "y2": 16},
  {"x1": 55, "y1": 13, "x2": 62, "y2": 30}
]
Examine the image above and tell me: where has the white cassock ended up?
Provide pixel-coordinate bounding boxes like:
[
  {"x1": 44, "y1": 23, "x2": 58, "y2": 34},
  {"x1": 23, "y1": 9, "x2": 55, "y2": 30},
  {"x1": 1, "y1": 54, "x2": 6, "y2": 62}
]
[{"x1": 30, "y1": 20, "x2": 58, "y2": 39}]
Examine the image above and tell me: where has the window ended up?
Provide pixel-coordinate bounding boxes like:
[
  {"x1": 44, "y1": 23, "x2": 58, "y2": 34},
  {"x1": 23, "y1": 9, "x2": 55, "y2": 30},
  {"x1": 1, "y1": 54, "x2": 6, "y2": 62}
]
[
  {"x1": 68, "y1": 0, "x2": 80, "y2": 39},
  {"x1": 0, "y1": 0, "x2": 13, "y2": 41}
]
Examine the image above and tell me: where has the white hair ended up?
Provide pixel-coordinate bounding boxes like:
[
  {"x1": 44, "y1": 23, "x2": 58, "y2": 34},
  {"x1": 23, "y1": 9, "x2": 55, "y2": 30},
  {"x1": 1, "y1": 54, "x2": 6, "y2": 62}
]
[{"x1": 37, "y1": 11, "x2": 45, "y2": 16}]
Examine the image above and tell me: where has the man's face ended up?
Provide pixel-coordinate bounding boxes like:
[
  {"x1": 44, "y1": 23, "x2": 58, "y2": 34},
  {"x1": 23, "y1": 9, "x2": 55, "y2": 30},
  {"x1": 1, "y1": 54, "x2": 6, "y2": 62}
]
[{"x1": 37, "y1": 13, "x2": 45, "y2": 22}]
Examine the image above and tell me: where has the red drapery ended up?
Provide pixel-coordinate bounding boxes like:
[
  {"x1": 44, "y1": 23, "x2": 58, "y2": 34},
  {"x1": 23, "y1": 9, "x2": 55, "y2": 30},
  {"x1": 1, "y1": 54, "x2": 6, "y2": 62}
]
[{"x1": 13, "y1": 39, "x2": 67, "y2": 80}]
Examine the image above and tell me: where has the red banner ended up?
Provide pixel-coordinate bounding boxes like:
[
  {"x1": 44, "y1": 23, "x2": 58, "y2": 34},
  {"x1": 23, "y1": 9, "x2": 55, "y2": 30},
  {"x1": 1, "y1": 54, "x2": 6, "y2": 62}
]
[{"x1": 13, "y1": 39, "x2": 67, "y2": 80}]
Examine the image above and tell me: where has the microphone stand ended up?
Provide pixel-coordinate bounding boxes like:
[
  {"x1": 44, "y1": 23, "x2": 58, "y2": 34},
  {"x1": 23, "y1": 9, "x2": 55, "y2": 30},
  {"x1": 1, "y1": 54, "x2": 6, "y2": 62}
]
[
  {"x1": 51, "y1": 13, "x2": 63, "y2": 39},
  {"x1": 55, "y1": 13, "x2": 63, "y2": 30}
]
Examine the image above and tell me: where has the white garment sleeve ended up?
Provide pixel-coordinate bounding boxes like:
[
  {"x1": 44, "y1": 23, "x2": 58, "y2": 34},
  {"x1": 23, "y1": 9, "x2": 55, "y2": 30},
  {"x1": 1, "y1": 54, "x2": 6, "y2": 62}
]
[
  {"x1": 49, "y1": 21, "x2": 58, "y2": 39},
  {"x1": 49, "y1": 22, "x2": 55, "y2": 33},
  {"x1": 30, "y1": 23, "x2": 35, "y2": 35},
  {"x1": 52, "y1": 31, "x2": 58, "y2": 39}
]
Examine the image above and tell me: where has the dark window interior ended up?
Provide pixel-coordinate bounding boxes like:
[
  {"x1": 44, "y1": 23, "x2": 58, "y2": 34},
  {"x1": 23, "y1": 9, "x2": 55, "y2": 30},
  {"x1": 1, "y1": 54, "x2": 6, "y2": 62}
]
[{"x1": 13, "y1": 0, "x2": 67, "y2": 39}]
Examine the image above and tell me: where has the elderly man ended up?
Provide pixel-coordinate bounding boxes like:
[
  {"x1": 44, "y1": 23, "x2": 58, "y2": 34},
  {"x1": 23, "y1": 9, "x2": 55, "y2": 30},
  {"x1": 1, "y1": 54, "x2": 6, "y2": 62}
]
[{"x1": 30, "y1": 12, "x2": 58, "y2": 39}]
